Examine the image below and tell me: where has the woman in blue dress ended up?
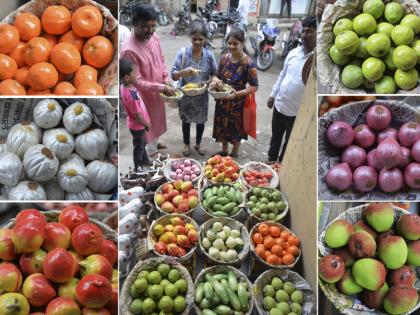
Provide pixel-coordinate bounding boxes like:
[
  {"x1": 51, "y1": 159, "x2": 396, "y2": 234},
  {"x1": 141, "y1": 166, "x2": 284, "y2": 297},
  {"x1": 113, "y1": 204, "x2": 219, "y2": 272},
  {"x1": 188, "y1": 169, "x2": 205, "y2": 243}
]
[{"x1": 171, "y1": 20, "x2": 218, "y2": 156}]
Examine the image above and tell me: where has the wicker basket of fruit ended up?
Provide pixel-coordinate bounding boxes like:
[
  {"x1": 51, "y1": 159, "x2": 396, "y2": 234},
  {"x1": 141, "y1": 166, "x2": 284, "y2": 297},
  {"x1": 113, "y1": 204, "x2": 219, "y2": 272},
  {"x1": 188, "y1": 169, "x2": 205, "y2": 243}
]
[
  {"x1": 154, "y1": 180, "x2": 200, "y2": 217},
  {"x1": 209, "y1": 84, "x2": 234, "y2": 99},
  {"x1": 241, "y1": 162, "x2": 279, "y2": 189},
  {"x1": 203, "y1": 155, "x2": 242, "y2": 184},
  {"x1": 182, "y1": 82, "x2": 207, "y2": 97},
  {"x1": 199, "y1": 217, "x2": 249, "y2": 265},
  {"x1": 164, "y1": 158, "x2": 203, "y2": 184},
  {"x1": 253, "y1": 269, "x2": 316, "y2": 315},
  {"x1": 120, "y1": 257, "x2": 194, "y2": 315},
  {"x1": 250, "y1": 221, "x2": 301, "y2": 269},
  {"x1": 148, "y1": 214, "x2": 199, "y2": 261},
  {"x1": 318, "y1": 203, "x2": 420, "y2": 315},
  {"x1": 245, "y1": 187, "x2": 289, "y2": 223},
  {"x1": 160, "y1": 89, "x2": 183, "y2": 103},
  {"x1": 193, "y1": 265, "x2": 255, "y2": 315}
]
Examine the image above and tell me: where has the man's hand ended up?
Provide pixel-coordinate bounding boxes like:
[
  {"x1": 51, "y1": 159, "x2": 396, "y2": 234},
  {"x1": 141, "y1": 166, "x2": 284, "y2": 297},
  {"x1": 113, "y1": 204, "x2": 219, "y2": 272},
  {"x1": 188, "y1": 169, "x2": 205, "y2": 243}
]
[
  {"x1": 163, "y1": 85, "x2": 176, "y2": 96},
  {"x1": 182, "y1": 67, "x2": 200, "y2": 78},
  {"x1": 267, "y1": 97, "x2": 275, "y2": 109}
]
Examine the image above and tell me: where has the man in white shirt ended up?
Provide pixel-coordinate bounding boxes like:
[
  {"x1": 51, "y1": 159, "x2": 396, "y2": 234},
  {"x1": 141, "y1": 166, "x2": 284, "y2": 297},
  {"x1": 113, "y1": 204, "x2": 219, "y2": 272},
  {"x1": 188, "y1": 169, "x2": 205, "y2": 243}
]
[{"x1": 267, "y1": 15, "x2": 316, "y2": 162}]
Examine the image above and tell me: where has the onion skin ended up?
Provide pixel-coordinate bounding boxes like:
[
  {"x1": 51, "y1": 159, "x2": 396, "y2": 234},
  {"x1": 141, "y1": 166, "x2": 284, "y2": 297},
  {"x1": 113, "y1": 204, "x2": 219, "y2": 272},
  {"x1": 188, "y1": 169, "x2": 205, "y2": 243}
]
[
  {"x1": 377, "y1": 127, "x2": 398, "y2": 144},
  {"x1": 366, "y1": 104, "x2": 392, "y2": 131},
  {"x1": 325, "y1": 162, "x2": 353, "y2": 192},
  {"x1": 399, "y1": 122, "x2": 420, "y2": 147},
  {"x1": 353, "y1": 166, "x2": 377, "y2": 192},
  {"x1": 413, "y1": 139, "x2": 420, "y2": 162},
  {"x1": 354, "y1": 124, "x2": 376, "y2": 148},
  {"x1": 327, "y1": 121, "x2": 354, "y2": 148},
  {"x1": 399, "y1": 146, "x2": 412, "y2": 169},
  {"x1": 404, "y1": 162, "x2": 420, "y2": 189},
  {"x1": 379, "y1": 168, "x2": 404, "y2": 193},
  {"x1": 367, "y1": 149, "x2": 384, "y2": 171},
  {"x1": 341, "y1": 145, "x2": 367, "y2": 170},
  {"x1": 376, "y1": 137, "x2": 403, "y2": 169}
]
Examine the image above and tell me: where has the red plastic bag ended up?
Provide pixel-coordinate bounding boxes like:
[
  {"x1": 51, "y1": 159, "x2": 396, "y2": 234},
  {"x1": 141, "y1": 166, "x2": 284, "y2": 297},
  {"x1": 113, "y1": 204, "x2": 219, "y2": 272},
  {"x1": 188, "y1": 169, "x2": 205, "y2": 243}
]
[{"x1": 243, "y1": 92, "x2": 257, "y2": 139}]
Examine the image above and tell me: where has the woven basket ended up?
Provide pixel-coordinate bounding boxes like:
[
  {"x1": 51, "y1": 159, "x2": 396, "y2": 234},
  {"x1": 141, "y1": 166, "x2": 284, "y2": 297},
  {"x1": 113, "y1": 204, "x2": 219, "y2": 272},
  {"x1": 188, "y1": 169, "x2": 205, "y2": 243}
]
[
  {"x1": 318, "y1": 204, "x2": 420, "y2": 315},
  {"x1": 182, "y1": 83, "x2": 207, "y2": 97},
  {"x1": 198, "y1": 217, "x2": 249, "y2": 265},
  {"x1": 163, "y1": 158, "x2": 203, "y2": 184},
  {"x1": 160, "y1": 89, "x2": 183, "y2": 103},
  {"x1": 245, "y1": 187, "x2": 289, "y2": 223},
  {"x1": 250, "y1": 221, "x2": 301, "y2": 269},
  {"x1": 120, "y1": 257, "x2": 194, "y2": 315},
  {"x1": 193, "y1": 265, "x2": 255, "y2": 315},
  {"x1": 203, "y1": 159, "x2": 242, "y2": 185},
  {"x1": 254, "y1": 269, "x2": 316, "y2": 315},
  {"x1": 240, "y1": 162, "x2": 280, "y2": 189}
]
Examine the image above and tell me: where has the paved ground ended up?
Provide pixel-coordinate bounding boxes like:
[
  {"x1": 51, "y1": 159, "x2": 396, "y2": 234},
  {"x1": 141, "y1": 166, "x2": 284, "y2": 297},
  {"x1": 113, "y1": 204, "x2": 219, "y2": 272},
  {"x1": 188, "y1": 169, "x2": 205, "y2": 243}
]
[{"x1": 119, "y1": 24, "x2": 287, "y2": 173}]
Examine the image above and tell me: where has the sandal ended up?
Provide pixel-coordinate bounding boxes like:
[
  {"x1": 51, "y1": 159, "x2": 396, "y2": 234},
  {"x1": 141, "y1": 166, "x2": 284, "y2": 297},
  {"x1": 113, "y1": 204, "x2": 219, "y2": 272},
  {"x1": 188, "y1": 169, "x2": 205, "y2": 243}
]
[
  {"x1": 183, "y1": 147, "x2": 191, "y2": 156},
  {"x1": 157, "y1": 143, "x2": 168, "y2": 150},
  {"x1": 194, "y1": 145, "x2": 205, "y2": 156},
  {"x1": 213, "y1": 151, "x2": 228, "y2": 157},
  {"x1": 230, "y1": 152, "x2": 239, "y2": 158}
]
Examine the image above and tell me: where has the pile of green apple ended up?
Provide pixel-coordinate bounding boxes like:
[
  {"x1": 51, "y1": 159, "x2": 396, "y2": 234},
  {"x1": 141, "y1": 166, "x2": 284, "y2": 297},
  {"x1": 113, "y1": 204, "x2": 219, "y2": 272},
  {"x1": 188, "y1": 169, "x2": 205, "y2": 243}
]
[
  {"x1": 329, "y1": 0, "x2": 420, "y2": 93},
  {"x1": 319, "y1": 203, "x2": 420, "y2": 314}
]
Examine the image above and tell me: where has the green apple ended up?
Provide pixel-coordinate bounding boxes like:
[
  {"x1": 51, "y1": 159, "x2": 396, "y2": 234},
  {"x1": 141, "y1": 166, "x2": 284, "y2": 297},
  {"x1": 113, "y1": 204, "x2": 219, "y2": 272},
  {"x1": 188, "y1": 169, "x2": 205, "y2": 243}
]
[
  {"x1": 367, "y1": 33, "x2": 391, "y2": 57},
  {"x1": 391, "y1": 24, "x2": 414, "y2": 46},
  {"x1": 362, "y1": 57, "x2": 386, "y2": 82},
  {"x1": 353, "y1": 13, "x2": 377, "y2": 36},
  {"x1": 392, "y1": 45, "x2": 417, "y2": 70},
  {"x1": 329, "y1": 45, "x2": 350, "y2": 65}
]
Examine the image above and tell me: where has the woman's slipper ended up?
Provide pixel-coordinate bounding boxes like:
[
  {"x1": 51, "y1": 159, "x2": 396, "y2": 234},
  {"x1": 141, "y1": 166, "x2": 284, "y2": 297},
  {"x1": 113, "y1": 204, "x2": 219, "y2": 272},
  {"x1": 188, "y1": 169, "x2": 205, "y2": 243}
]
[
  {"x1": 213, "y1": 151, "x2": 228, "y2": 157},
  {"x1": 183, "y1": 147, "x2": 191, "y2": 156},
  {"x1": 229, "y1": 152, "x2": 239, "y2": 158},
  {"x1": 194, "y1": 145, "x2": 205, "y2": 156}
]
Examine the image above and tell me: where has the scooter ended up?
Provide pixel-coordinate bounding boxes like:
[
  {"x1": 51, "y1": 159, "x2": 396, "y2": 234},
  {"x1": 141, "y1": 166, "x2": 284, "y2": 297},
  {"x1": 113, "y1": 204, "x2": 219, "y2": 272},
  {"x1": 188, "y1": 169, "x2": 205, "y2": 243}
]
[
  {"x1": 174, "y1": 0, "x2": 192, "y2": 35},
  {"x1": 250, "y1": 22, "x2": 280, "y2": 71}
]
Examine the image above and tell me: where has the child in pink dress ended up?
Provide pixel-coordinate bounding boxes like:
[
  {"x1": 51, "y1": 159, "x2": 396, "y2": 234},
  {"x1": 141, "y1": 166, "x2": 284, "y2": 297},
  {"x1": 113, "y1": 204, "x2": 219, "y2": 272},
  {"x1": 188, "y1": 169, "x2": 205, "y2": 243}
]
[{"x1": 120, "y1": 58, "x2": 151, "y2": 168}]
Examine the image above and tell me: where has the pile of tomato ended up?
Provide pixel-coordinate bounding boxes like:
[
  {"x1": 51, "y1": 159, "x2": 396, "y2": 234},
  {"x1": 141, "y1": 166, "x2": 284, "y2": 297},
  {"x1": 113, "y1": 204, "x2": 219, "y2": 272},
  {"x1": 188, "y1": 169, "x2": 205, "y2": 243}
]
[
  {"x1": 0, "y1": 4, "x2": 114, "y2": 95},
  {"x1": 243, "y1": 169, "x2": 273, "y2": 187}
]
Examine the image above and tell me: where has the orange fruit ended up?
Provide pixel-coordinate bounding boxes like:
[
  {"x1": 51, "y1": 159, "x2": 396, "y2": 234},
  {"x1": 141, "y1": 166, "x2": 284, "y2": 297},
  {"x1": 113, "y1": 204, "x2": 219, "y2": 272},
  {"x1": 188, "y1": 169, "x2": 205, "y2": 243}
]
[
  {"x1": 263, "y1": 236, "x2": 275, "y2": 249},
  {"x1": 73, "y1": 65, "x2": 97, "y2": 88},
  {"x1": 59, "y1": 30, "x2": 85, "y2": 53},
  {"x1": 14, "y1": 13, "x2": 41, "y2": 41},
  {"x1": 282, "y1": 254, "x2": 295, "y2": 265},
  {"x1": 269, "y1": 226, "x2": 281, "y2": 238},
  {"x1": 75, "y1": 82, "x2": 103, "y2": 95},
  {"x1": 53, "y1": 82, "x2": 76, "y2": 95},
  {"x1": 41, "y1": 5, "x2": 71, "y2": 35},
  {"x1": 258, "y1": 223, "x2": 269, "y2": 236},
  {"x1": 83, "y1": 35, "x2": 114, "y2": 69},
  {"x1": 8, "y1": 41, "x2": 27, "y2": 67},
  {"x1": 274, "y1": 238, "x2": 284, "y2": 246},
  {"x1": 280, "y1": 230, "x2": 291, "y2": 241},
  {"x1": 71, "y1": 5, "x2": 103, "y2": 38},
  {"x1": 24, "y1": 37, "x2": 51, "y2": 66},
  {"x1": 252, "y1": 232, "x2": 264, "y2": 245},
  {"x1": 287, "y1": 245, "x2": 300, "y2": 257},
  {"x1": 0, "y1": 24, "x2": 20, "y2": 54},
  {"x1": 0, "y1": 54, "x2": 18, "y2": 80},
  {"x1": 270, "y1": 244, "x2": 283, "y2": 256},
  {"x1": 0, "y1": 79, "x2": 26, "y2": 95},
  {"x1": 51, "y1": 43, "x2": 81, "y2": 74},
  {"x1": 255, "y1": 244, "x2": 265, "y2": 259},
  {"x1": 266, "y1": 254, "x2": 279, "y2": 265},
  {"x1": 14, "y1": 66, "x2": 29, "y2": 87},
  {"x1": 27, "y1": 62, "x2": 58, "y2": 90},
  {"x1": 264, "y1": 251, "x2": 272, "y2": 259},
  {"x1": 287, "y1": 236, "x2": 300, "y2": 247},
  {"x1": 28, "y1": 88, "x2": 52, "y2": 95},
  {"x1": 41, "y1": 33, "x2": 58, "y2": 48}
]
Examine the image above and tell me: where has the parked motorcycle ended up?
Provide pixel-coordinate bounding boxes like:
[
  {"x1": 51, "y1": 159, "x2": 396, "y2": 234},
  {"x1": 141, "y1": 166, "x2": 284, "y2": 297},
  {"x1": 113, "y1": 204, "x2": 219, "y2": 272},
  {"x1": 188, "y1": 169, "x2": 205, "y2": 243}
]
[
  {"x1": 120, "y1": 0, "x2": 168, "y2": 27},
  {"x1": 250, "y1": 22, "x2": 280, "y2": 71},
  {"x1": 220, "y1": 10, "x2": 247, "y2": 55},
  {"x1": 154, "y1": 6, "x2": 168, "y2": 26},
  {"x1": 174, "y1": 0, "x2": 192, "y2": 35},
  {"x1": 281, "y1": 20, "x2": 302, "y2": 59}
]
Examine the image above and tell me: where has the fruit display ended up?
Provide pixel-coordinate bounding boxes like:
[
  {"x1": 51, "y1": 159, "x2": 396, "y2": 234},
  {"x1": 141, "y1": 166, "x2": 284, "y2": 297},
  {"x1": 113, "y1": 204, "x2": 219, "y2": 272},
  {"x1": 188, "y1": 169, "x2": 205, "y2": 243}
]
[
  {"x1": 318, "y1": 95, "x2": 376, "y2": 116},
  {"x1": 159, "y1": 89, "x2": 183, "y2": 103},
  {"x1": 0, "y1": 2, "x2": 116, "y2": 95},
  {"x1": 319, "y1": 202, "x2": 420, "y2": 314},
  {"x1": 0, "y1": 99, "x2": 117, "y2": 200},
  {"x1": 203, "y1": 155, "x2": 241, "y2": 183},
  {"x1": 250, "y1": 222, "x2": 301, "y2": 267},
  {"x1": 241, "y1": 162, "x2": 279, "y2": 188},
  {"x1": 323, "y1": 103, "x2": 420, "y2": 195},
  {"x1": 194, "y1": 266, "x2": 254, "y2": 314},
  {"x1": 199, "y1": 218, "x2": 249, "y2": 264},
  {"x1": 154, "y1": 180, "x2": 199, "y2": 214},
  {"x1": 149, "y1": 214, "x2": 199, "y2": 259},
  {"x1": 245, "y1": 187, "x2": 288, "y2": 222},
  {"x1": 123, "y1": 258, "x2": 193, "y2": 315},
  {"x1": 165, "y1": 158, "x2": 203, "y2": 182},
  {"x1": 323, "y1": 0, "x2": 419, "y2": 93},
  {"x1": 0, "y1": 206, "x2": 118, "y2": 314},
  {"x1": 200, "y1": 184, "x2": 244, "y2": 218}
]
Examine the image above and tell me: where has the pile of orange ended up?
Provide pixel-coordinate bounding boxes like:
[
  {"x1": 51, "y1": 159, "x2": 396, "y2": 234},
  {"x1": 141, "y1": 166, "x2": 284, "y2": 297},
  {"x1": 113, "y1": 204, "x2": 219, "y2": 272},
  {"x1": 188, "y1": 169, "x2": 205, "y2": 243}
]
[
  {"x1": 251, "y1": 222, "x2": 301, "y2": 266},
  {"x1": 0, "y1": 4, "x2": 114, "y2": 95}
]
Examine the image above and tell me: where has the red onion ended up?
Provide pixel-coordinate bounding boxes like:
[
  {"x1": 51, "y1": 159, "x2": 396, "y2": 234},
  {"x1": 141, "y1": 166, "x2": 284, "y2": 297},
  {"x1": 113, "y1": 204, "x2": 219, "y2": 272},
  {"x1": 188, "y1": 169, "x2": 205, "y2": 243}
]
[
  {"x1": 379, "y1": 168, "x2": 404, "y2": 193},
  {"x1": 325, "y1": 163, "x2": 353, "y2": 192},
  {"x1": 367, "y1": 149, "x2": 384, "y2": 171},
  {"x1": 412, "y1": 139, "x2": 420, "y2": 162},
  {"x1": 341, "y1": 145, "x2": 367, "y2": 170},
  {"x1": 404, "y1": 162, "x2": 420, "y2": 189},
  {"x1": 366, "y1": 104, "x2": 392, "y2": 131},
  {"x1": 377, "y1": 127, "x2": 398, "y2": 144},
  {"x1": 353, "y1": 124, "x2": 376, "y2": 148},
  {"x1": 376, "y1": 137, "x2": 403, "y2": 169},
  {"x1": 353, "y1": 166, "x2": 377, "y2": 192},
  {"x1": 399, "y1": 146, "x2": 412, "y2": 169},
  {"x1": 398, "y1": 122, "x2": 420, "y2": 147},
  {"x1": 327, "y1": 121, "x2": 354, "y2": 148}
]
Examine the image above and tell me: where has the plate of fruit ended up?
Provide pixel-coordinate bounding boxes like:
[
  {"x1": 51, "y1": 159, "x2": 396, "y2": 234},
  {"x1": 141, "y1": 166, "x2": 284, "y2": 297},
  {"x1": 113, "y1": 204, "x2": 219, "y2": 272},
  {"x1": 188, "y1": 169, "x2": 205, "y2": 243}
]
[
  {"x1": 164, "y1": 158, "x2": 203, "y2": 184},
  {"x1": 181, "y1": 82, "x2": 207, "y2": 97},
  {"x1": 209, "y1": 83, "x2": 233, "y2": 99},
  {"x1": 160, "y1": 89, "x2": 183, "y2": 103}
]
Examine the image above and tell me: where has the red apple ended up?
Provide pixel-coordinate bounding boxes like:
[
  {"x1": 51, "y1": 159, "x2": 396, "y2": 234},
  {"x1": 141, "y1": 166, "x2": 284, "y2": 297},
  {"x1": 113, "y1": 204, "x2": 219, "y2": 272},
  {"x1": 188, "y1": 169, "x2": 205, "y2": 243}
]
[
  {"x1": 98, "y1": 240, "x2": 117, "y2": 266},
  {"x1": 46, "y1": 297, "x2": 80, "y2": 315},
  {"x1": 58, "y1": 205, "x2": 89, "y2": 232},
  {"x1": 164, "y1": 232, "x2": 177, "y2": 244},
  {"x1": 43, "y1": 222, "x2": 71, "y2": 251},
  {"x1": 176, "y1": 235, "x2": 191, "y2": 249},
  {"x1": 181, "y1": 181, "x2": 192, "y2": 192},
  {"x1": 173, "y1": 180, "x2": 183, "y2": 191},
  {"x1": 172, "y1": 195, "x2": 184, "y2": 207},
  {"x1": 187, "y1": 189, "x2": 198, "y2": 197},
  {"x1": 167, "y1": 243, "x2": 180, "y2": 257},
  {"x1": 177, "y1": 247, "x2": 186, "y2": 257},
  {"x1": 20, "y1": 248, "x2": 47, "y2": 275},
  {"x1": 79, "y1": 255, "x2": 113, "y2": 281},
  {"x1": 188, "y1": 229, "x2": 198, "y2": 245},
  {"x1": 43, "y1": 248, "x2": 76, "y2": 283},
  {"x1": 164, "y1": 224, "x2": 174, "y2": 233},
  {"x1": 76, "y1": 274, "x2": 112, "y2": 309},
  {"x1": 0, "y1": 262, "x2": 22, "y2": 293},
  {"x1": 16, "y1": 209, "x2": 46, "y2": 226},
  {"x1": 154, "y1": 242, "x2": 167, "y2": 255},
  {"x1": 58, "y1": 278, "x2": 79, "y2": 302},
  {"x1": 0, "y1": 228, "x2": 16, "y2": 261},
  {"x1": 178, "y1": 202, "x2": 190, "y2": 213},
  {"x1": 12, "y1": 219, "x2": 45, "y2": 253},
  {"x1": 22, "y1": 273, "x2": 56, "y2": 307},
  {"x1": 71, "y1": 223, "x2": 104, "y2": 256},
  {"x1": 69, "y1": 250, "x2": 83, "y2": 276},
  {"x1": 161, "y1": 183, "x2": 174, "y2": 193},
  {"x1": 173, "y1": 225, "x2": 187, "y2": 235},
  {"x1": 167, "y1": 190, "x2": 180, "y2": 201},
  {"x1": 169, "y1": 217, "x2": 185, "y2": 226},
  {"x1": 188, "y1": 196, "x2": 198, "y2": 208}
]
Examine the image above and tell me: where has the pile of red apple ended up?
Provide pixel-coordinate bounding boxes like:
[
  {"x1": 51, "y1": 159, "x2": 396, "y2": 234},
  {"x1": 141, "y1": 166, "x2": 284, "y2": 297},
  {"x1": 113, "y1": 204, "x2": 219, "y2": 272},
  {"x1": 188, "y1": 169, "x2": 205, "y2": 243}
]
[
  {"x1": 154, "y1": 180, "x2": 199, "y2": 214},
  {"x1": 204, "y1": 155, "x2": 241, "y2": 183},
  {"x1": 243, "y1": 169, "x2": 273, "y2": 187},
  {"x1": 152, "y1": 216, "x2": 198, "y2": 258},
  {"x1": 0, "y1": 206, "x2": 118, "y2": 315}
]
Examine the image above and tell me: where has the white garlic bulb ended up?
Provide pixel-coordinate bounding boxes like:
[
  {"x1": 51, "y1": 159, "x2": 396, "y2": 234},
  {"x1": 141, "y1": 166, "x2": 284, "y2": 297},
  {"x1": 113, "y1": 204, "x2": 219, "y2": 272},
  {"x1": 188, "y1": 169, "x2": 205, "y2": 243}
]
[
  {"x1": 63, "y1": 102, "x2": 93, "y2": 134},
  {"x1": 75, "y1": 129, "x2": 108, "y2": 161},
  {"x1": 44, "y1": 178, "x2": 65, "y2": 200},
  {"x1": 65, "y1": 188, "x2": 94, "y2": 200},
  {"x1": 86, "y1": 160, "x2": 117, "y2": 193},
  {"x1": 43, "y1": 128, "x2": 75, "y2": 160},
  {"x1": 23, "y1": 145, "x2": 59, "y2": 182},
  {"x1": 33, "y1": 99, "x2": 63, "y2": 129},
  {"x1": 6, "y1": 122, "x2": 41, "y2": 158},
  {"x1": 61, "y1": 153, "x2": 85, "y2": 166},
  {"x1": 0, "y1": 152, "x2": 23, "y2": 186},
  {"x1": 57, "y1": 161, "x2": 88, "y2": 193},
  {"x1": 9, "y1": 181, "x2": 47, "y2": 200}
]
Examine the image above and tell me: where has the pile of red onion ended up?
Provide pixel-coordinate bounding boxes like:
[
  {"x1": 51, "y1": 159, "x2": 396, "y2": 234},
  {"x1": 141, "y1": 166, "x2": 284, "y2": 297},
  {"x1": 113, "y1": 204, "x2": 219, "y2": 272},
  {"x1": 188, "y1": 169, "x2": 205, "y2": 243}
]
[{"x1": 325, "y1": 104, "x2": 420, "y2": 193}]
